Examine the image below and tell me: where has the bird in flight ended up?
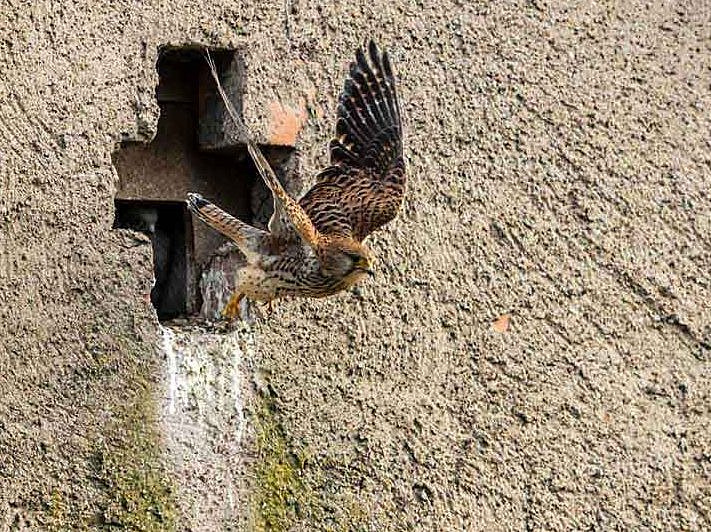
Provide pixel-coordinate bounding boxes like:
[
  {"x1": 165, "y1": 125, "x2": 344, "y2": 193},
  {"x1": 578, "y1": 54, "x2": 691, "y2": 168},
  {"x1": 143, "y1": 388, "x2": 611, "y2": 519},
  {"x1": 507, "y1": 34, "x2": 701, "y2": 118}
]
[{"x1": 188, "y1": 41, "x2": 405, "y2": 319}]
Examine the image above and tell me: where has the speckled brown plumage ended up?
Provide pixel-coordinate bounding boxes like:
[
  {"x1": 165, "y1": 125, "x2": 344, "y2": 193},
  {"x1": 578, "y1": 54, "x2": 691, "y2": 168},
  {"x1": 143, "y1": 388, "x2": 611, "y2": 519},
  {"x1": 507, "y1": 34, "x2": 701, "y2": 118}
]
[
  {"x1": 188, "y1": 42, "x2": 405, "y2": 317},
  {"x1": 300, "y1": 40, "x2": 405, "y2": 241}
]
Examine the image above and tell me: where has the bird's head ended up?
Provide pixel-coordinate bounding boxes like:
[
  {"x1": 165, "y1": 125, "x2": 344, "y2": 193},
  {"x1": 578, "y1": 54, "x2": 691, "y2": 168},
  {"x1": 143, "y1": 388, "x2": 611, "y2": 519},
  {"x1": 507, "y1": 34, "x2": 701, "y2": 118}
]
[{"x1": 319, "y1": 236, "x2": 376, "y2": 280}]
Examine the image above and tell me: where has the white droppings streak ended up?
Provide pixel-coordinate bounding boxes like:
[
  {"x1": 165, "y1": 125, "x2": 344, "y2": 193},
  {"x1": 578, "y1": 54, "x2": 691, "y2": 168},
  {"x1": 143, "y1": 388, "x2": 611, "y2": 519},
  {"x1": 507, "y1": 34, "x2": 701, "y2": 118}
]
[
  {"x1": 159, "y1": 325, "x2": 178, "y2": 415},
  {"x1": 232, "y1": 342, "x2": 246, "y2": 445},
  {"x1": 157, "y1": 321, "x2": 254, "y2": 528}
]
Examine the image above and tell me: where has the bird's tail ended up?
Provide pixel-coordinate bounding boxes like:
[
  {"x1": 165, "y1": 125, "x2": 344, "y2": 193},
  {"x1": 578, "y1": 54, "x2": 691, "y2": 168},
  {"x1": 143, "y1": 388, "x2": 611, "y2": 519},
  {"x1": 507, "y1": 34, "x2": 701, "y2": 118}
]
[
  {"x1": 330, "y1": 40, "x2": 403, "y2": 174},
  {"x1": 187, "y1": 193, "x2": 266, "y2": 260}
]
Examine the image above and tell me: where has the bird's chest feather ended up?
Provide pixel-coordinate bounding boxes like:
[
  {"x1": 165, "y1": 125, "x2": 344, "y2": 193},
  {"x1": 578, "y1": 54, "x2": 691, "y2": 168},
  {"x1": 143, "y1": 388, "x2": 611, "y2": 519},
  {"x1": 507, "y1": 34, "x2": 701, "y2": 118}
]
[{"x1": 241, "y1": 251, "x2": 365, "y2": 300}]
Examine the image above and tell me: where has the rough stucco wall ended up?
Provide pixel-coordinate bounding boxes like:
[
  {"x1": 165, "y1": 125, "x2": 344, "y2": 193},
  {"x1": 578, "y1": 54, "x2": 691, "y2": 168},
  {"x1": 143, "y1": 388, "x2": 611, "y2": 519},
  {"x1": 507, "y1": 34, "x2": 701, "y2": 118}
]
[
  {"x1": 0, "y1": 0, "x2": 709, "y2": 531},
  {"x1": 245, "y1": 1, "x2": 711, "y2": 529},
  {"x1": 0, "y1": 1, "x2": 255, "y2": 528}
]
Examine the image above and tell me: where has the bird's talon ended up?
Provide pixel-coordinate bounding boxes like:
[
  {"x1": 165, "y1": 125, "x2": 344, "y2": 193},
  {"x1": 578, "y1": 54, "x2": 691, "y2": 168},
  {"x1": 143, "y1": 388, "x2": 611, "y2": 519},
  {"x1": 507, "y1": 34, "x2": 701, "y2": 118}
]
[{"x1": 221, "y1": 293, "x2": 244, "y2": 321}]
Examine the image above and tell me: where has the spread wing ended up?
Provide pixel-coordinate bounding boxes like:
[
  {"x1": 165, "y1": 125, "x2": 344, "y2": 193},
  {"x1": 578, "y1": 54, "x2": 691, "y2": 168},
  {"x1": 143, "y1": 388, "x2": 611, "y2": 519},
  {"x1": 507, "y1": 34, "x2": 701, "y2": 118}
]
[{"x1": 299, "y1": 40, "x2": 406, "y2": 241}]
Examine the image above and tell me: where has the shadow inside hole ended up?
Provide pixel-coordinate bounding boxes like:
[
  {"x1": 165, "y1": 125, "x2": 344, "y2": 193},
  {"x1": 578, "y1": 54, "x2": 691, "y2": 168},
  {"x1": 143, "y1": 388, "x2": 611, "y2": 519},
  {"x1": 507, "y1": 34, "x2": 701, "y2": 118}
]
[{"x1": 114, "y1": 200, "x2": 191, "y2": 320}]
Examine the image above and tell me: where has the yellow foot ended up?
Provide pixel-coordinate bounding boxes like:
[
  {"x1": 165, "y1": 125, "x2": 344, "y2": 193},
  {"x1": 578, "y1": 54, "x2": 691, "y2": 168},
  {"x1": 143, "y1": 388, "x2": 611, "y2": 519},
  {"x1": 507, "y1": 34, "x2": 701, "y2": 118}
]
[{"x1": 221, "y1": 292, "x2": 244, "y2": 321}]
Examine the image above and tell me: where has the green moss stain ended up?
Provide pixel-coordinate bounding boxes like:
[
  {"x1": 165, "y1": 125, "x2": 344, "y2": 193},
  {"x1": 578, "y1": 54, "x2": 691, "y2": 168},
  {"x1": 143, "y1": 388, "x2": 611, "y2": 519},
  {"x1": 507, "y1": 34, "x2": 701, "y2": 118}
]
[
  {"x1": 92, "y1": 377, "x2": 176, "y2": 530},
  {"x1": 46, "y1": 489, "x2": 70, "y2": 525},
  {"x1": 250, "y1": 393, "x2": 377, "y2": 531},
  {"x1": 252, "y1": 396, "x2": 316, "y2": 531}
]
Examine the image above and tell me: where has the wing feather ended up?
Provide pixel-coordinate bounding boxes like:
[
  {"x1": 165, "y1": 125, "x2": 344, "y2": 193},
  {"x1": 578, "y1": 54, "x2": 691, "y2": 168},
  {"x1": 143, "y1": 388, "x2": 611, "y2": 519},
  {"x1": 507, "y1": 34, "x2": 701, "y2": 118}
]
[
  {"x1": 300, "y1": 40, "x2": 405, "y2": 241},
  {"x1": 197, "y1": 44, "x2": 404, "y2": 245}
]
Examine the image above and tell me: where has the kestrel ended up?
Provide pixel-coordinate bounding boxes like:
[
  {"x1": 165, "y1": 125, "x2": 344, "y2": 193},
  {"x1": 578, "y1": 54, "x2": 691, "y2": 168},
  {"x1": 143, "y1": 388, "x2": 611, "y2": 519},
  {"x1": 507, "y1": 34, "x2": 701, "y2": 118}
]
[{"x1": 188, "y1": 41, "x2": 405, "y2": 318}]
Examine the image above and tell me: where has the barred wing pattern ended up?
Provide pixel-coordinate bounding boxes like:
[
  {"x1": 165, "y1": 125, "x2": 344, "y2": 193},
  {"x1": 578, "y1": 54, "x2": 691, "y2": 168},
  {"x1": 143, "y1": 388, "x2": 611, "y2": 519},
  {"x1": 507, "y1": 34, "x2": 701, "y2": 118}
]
[{"x1": 300, "y1": 40, "x2": 405, "y2": 241}]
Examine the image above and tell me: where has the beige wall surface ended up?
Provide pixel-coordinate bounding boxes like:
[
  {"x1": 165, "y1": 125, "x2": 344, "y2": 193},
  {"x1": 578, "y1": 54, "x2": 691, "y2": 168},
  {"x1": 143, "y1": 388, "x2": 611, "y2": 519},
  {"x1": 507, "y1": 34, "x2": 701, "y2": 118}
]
[{"x1": 1, "y1": 0, "x2": 709, "y2": 530}]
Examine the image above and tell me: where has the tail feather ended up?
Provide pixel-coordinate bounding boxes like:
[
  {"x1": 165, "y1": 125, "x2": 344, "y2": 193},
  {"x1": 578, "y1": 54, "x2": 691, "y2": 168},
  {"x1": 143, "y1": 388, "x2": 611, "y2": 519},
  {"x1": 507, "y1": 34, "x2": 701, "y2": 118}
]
[{"x1": 187, "y1": 193, "x2": 266, "y2": 260}]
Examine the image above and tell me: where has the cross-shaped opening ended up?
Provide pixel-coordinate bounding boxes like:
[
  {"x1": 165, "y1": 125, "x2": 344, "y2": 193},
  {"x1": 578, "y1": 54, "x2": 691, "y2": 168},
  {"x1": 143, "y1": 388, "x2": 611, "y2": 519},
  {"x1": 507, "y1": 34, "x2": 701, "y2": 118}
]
[{"x1": 112, "y1": 46, "x2": 297, "y2": 321}]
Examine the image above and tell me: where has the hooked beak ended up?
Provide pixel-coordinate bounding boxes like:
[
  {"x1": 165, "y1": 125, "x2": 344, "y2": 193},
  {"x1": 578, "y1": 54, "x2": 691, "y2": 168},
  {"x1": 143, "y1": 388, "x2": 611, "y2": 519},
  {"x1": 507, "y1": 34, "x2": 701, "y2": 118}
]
[
  {"x1": 354, "y1": 256, "x2": 375, "y2": 277},
  {"x1": 355, "y1": 266, "x2": 375, "y2": 277}
]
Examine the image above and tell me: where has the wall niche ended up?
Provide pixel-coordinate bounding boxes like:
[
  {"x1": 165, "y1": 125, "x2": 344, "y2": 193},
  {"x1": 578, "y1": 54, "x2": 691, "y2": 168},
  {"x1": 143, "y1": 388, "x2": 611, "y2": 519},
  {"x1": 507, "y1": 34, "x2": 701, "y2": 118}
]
[{"x1": 112, "y1": 47, "x2": 297, "y2": 321}]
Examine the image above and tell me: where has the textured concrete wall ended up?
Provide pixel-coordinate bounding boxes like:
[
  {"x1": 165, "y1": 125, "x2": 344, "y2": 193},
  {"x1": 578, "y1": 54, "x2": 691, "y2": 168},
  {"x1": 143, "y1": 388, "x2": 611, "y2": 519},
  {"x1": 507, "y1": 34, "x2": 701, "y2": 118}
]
[{"x1": 1, "y1": 0, "x2": 709, "y2": 530}]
